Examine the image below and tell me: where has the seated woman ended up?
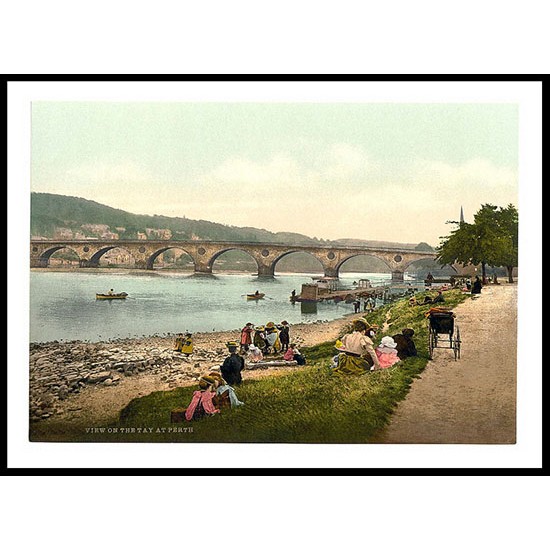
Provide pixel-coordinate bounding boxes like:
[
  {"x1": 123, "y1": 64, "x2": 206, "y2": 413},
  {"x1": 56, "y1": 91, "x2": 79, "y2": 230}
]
[
  {"x1": 181, "y1": 332, "x2": 194, "y2": 356},
  {"x1": 246, "y1": 344, "x2": 264, "y2": 363},
  {"x1": 173, "y1": 333, "x2": 184, "y2": 352},
  {"x1": 212, "y1": 371, "x2": 245, "y2": 409},
  {"x1": 283, "y1": 343, "x2": 306, "y2": 365},
  {"x1": 332, "y1": 318, "x2": 381, "y2": 375},
  {"x1": 184, "y1": 375, "x2": 221, "y2": 421},
  {"x1": 391, "y1": 328, "x2": 418, "y2": 360},
  {"x1": 375, "y1": 336, "x2": 401, "y2": 369}
]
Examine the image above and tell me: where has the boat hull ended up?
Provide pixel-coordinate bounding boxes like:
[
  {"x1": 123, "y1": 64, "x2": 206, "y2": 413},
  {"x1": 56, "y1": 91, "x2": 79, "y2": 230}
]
[
  {"x1": 96, "y1": 293, "x2": 128, "y2": 300},
  {"x1": 246, "y1": 293, "x2": 265, "y2": 300}
]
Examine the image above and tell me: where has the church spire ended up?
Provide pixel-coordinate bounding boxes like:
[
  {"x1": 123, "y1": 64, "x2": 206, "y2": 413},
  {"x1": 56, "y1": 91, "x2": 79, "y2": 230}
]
[{"x1": 460, "y1": 206, "x2": 464, "y2": 224}]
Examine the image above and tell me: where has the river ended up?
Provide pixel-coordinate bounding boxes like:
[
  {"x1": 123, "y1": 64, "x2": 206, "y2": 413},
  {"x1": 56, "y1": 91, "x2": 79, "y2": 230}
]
[{"x1": 29, "y1": 270, "x2": 417, "y2": 343}]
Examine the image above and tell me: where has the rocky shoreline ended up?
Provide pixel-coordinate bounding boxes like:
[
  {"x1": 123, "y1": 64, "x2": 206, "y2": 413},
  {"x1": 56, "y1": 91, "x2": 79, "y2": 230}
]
[{"x1": 29, "y1": 317, "x2": 355, "y2": 424}]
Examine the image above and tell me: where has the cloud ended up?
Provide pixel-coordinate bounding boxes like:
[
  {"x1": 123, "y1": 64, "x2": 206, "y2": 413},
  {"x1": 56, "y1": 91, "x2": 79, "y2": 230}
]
[{"x1": 35, "y1": 146, "x2": 518, "y2": 246}]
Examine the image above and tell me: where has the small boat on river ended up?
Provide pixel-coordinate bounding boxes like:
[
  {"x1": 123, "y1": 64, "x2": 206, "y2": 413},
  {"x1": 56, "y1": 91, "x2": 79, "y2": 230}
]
[
  {"x1": 96, "y1": 292, "x2": 128, "y2": 300},
  {"x1": 246, "y1": 292, "x2": 265, "y2": 300}
]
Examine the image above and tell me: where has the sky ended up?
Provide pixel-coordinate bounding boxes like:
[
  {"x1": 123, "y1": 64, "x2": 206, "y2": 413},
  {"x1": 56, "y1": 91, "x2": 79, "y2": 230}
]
[{"x1": 31, "y1": 102, "x2": 518, "y2": 246}]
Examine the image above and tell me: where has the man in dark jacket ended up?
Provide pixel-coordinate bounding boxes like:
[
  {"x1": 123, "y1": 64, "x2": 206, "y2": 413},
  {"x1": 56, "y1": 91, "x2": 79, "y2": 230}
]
[{"x1": 221, "y1": 342, "x2": 244, "y2": 386}]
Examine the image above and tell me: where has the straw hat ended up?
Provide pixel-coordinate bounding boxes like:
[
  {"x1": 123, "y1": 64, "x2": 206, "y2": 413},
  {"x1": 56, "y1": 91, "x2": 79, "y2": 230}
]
[{"x1": 266, "y1": 322, "x2": 275, "y2": 328}]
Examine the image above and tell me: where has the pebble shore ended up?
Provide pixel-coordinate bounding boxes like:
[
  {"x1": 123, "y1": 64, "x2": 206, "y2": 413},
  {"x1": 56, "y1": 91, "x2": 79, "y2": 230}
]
[{"x1": 29, "y1": 317, "x2": 354, "y2": 423}]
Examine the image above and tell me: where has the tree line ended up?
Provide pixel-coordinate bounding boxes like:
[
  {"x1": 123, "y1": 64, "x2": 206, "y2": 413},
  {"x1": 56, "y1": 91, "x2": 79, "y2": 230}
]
[{"x1": 437, "y1": 204, "x2": 518, "y2": 283}]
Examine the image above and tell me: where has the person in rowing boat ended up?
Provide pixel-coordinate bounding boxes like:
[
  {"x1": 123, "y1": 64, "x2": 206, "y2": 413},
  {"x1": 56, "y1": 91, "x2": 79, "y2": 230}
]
[{"x1": 108, "y1": 288, "x2": 114, "y2": 295}]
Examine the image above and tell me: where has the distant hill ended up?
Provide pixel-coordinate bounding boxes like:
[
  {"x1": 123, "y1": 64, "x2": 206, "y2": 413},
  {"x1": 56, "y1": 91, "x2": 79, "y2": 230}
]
[
  {"x1": 30, "y1": 193, "x2": 436, "y2": 273},
  {"x1": 30, "y1": 193, "x2": 325, "y2": 245}
]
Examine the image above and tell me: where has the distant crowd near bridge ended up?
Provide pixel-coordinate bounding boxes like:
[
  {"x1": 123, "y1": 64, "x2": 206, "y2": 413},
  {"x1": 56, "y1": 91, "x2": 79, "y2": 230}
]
[{"x1": 30, "y1": 239, "x2": 438, "y2": 281}]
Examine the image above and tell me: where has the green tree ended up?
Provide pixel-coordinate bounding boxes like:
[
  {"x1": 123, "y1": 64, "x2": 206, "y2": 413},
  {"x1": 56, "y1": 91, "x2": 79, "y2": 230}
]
[
  {"x1": 437, "y1": 204, "x2": 519, "y2": 283},
  {"x1": 493, "y1": 204, "x2": 519, "y2": 282}
]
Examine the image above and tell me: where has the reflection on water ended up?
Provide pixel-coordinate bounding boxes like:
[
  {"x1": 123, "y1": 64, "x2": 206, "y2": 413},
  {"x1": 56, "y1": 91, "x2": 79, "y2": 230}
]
[
  {"x1": 29, "y1": 271, "x2": 395, "y2": 343},
  {"x1": 300, "y1": 301, "x2": 318, "y2": 315}
]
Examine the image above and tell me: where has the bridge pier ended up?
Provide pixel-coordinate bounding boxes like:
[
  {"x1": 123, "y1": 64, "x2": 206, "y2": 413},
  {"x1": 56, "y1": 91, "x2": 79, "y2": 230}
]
[
  {"x1": 194, "y1": 264, "x2": 213, "y2": 275},
  {"x1": 79, "y1": 259, "x2": 100, "y2": 268},
  {"x1": 257, "y1": 264, "x2": 275, "y2": 278},
  {"x1": 391, "y1": 270, "x2": 404, "y2": 282},
  {"x1": 324, "y1": 267, "x2": 339, "y2": 278},
  {"x1": 31, "y1": 258, "x2": 48, "y2": 268}
]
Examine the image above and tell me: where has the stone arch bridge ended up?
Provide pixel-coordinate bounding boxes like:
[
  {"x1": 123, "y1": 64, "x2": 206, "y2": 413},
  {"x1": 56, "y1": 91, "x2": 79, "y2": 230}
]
[{"x1": 30, "y1": 239, "x2": 439, "y2": 281}]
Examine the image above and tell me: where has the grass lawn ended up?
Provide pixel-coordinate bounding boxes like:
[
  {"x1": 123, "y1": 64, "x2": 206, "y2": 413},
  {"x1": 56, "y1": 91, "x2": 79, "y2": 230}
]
[{"x1": 39, "y1": 289, "x2": 470, "y2": 443}]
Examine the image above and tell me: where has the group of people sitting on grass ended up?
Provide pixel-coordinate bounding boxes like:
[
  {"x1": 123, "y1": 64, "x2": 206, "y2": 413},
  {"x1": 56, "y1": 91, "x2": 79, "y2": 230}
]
[
  {"x1": 182, "y1": 339, "x2": 307, "y2": 422},
  {"x1": 330, "y1": 318, "x2": 417, "y2": 375},
  {"x1": 179, "y1": 314, "x2": 420, "y2": 421},
  {"x1": 183, "y1": 341, "x2": 246, "y2": 421},
  {"x1": 409, "y1": 290, "x2": 446, "y2": 307}
]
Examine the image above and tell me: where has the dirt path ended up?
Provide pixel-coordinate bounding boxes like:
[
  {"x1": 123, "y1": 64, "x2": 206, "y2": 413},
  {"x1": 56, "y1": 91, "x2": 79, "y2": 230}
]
[{"x1": 374, "y1": 283, "x2": 517, "y2": 444}]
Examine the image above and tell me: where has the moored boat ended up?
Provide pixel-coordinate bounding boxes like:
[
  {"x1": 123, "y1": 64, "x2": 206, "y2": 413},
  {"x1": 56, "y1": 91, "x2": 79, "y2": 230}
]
[{"x1": 96, "y1": 292, "x2": 128, "y2": 300}]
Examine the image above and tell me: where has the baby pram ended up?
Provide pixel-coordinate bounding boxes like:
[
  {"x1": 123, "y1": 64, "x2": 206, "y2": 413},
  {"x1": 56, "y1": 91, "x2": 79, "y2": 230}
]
[{"x1": 426, "y1": 307, "x2": 461, "y2": 360}]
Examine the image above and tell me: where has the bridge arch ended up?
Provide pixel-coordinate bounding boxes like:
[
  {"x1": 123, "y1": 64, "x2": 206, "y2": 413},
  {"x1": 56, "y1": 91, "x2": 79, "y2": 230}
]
[
  {"x1": 37, "y1": 245, "x2": 81, "y2": 267},
  {"x1": 336, "y1": 253, "x2": 393, "y2": 277},
  {"x1": 208, "y1": 247, "x2": 260, "y2": 274},
  {"x1": 86, "y1": 245, "x2": 137, "y2": 267},
  {"x1": 272, "y1": 250, "x2": 325, "y2": 275},
  {"x1": 146, "y1": 246, "x2": 196, "y2": 270}
]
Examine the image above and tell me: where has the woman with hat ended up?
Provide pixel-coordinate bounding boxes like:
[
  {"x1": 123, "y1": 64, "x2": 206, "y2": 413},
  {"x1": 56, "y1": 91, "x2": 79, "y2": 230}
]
[
  {"x1": 278, "y1": 321, "x2": 290, "y2": 352},
  {"x1": 332, "y1": 318, "x2": 381, "y2": 375},
  {"x1": 391, "y1": 328, "x2": 418, "y2": 360},
  {"x1": 240, "y1": 322, "x2": 254, "y2": 353},
  {"x1": 246, "y1": 344, "x2": 264, "y2": 363},
  {"x1": 375, "y1": 336, "x2": 401, "y2": 369},
  {"x1": 181, "y1": 332, "x2": 194, "y2": 356},
  {"x1": 265, "y1": 322, "x2": 281, "y2": 354},
  {"x1": 221, "y1": 341, "x2": 245, "y2": 386},
  {"x1": 253, "y1": 325, "x2": 268, "y2": 353},
  {"x1": 184, "y1": 375, "x2": 221, "y2": 421}
]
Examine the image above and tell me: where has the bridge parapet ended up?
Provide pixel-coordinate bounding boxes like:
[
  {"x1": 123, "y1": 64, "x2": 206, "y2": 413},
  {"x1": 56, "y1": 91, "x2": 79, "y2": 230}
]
[{"x1": 30, "y1": 239, "x2": 438, "y2": 278}]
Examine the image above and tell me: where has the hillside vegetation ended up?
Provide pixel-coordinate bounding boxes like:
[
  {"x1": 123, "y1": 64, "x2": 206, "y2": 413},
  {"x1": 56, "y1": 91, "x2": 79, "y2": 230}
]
[{"x1": 31, "y1": 193, "x2": 441, "y2": 273}]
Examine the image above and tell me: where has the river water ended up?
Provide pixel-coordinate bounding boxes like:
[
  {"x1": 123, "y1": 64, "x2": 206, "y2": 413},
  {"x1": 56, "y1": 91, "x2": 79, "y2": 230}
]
[{"x1": 29, "y1": 270, "x2": 412, "y2": 343}]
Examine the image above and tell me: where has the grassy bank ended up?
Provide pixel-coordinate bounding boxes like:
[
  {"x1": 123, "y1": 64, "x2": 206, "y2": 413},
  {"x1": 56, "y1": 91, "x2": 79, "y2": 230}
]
[{"x1": 34, "y1": 289, "x2": 469, "y2": 443}]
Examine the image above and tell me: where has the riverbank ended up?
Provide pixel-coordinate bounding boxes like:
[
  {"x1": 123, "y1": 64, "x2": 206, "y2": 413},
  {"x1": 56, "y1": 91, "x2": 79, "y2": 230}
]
[
  {"x1": 30, "y1": 284, "x2": 517, "y2": 443},
  {"x1": 29, "y1": 312, "x2": 362, "y2": 432}
]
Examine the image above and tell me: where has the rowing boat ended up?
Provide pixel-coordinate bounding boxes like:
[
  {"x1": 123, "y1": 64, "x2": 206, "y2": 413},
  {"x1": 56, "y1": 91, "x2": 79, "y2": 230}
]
[
  {"x1": 246, "y1": 293, "x2": 265, "y2": 300},
  {"x1": 96, "y1": 292, "x2": 128, "y2": 300}
]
